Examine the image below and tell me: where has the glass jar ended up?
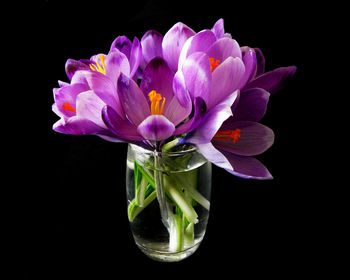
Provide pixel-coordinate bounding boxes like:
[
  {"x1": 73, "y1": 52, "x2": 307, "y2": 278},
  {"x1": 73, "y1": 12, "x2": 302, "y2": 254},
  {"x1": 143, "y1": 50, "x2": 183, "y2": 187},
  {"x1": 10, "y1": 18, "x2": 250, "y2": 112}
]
[{"x1": 126, "y1": 144, "x2": 212, "y2": 262}]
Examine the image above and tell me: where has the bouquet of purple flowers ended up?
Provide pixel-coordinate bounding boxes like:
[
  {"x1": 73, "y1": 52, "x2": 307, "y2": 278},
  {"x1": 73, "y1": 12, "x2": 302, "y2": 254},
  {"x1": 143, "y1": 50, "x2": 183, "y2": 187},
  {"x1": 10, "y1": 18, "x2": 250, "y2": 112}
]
[{"x1": 52, "y1": 19, "x2": 296, "y2": 259}]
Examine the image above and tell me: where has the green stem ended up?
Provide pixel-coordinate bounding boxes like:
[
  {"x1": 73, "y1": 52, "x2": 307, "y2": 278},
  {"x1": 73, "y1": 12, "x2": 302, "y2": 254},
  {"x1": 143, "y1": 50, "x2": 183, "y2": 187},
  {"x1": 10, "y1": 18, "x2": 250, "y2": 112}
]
[
  {"x1": 128, "y1": 190, "x2": 157, "y2": 222},
  {"x1": 135, "y1": 176, "x2": 148, "y2": 207},
  {"x1": 163, "y1": 175, "x2": 198, "y2": 224}
]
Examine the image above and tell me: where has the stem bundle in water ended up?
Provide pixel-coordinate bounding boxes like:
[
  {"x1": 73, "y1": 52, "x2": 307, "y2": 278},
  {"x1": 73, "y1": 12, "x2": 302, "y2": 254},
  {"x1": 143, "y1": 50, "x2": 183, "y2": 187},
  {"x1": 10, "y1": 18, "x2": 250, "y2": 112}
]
[{"x1": 127, "y1": 146, "x2": 210, "y2": 253}]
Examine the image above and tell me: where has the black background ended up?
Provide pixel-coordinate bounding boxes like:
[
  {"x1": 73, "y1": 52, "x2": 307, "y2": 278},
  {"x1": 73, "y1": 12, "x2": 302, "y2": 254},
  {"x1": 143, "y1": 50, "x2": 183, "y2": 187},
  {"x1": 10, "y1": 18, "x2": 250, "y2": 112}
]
[{"x1": 13, "y1": 0, "x2": 329, "y2": 278}]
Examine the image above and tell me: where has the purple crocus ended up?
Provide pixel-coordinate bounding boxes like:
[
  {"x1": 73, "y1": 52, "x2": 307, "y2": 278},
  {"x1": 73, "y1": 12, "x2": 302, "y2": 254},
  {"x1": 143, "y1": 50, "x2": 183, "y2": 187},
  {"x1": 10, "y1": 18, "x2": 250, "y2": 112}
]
[
  {"x1": 187, "y1": 88, "x2": 275, "y2": 179},
  {"x1": 102, "y1": 57, "x2": 194, "y2": 145}
]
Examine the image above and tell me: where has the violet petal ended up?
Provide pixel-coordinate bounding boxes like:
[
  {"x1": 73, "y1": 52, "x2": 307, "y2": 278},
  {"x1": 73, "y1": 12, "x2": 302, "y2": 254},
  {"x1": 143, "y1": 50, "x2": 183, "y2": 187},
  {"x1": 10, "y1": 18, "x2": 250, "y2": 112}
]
[
  {"x1": 245, "y1": 66, "x2": 297, "y2": 94},
  {"x1": 137, "y1": 115, "x2": 175, "y2": 141},
  {"x1": 219, "y1": 150, "x2": 273, "y2": 180},
  {"x1": 140, "y1": 58, "x2": 174, "y2": 113},
  {"x1": 230, "y1": 87, "x2": 270, "y2": 122},
  {"x1": 141, "y1": 30, "x2": 163, "y2": 66},
  {"x1": 181, "y1": 52, "x2": 212, "y2": 104},
  {"x1": 207, "y1": 57, "x2": 245, "y2": 110},
  {"x1": 189, "y1": 91, "x2": 238, "y2": 144},
  {"x1": 117, "y1": 73, "x2": 150, "y2": 126},
  {"x1": 213, "y1": 121, "x2": 274, "y2": 156},
  {"x1": 102, "y1": 105, "x2": 143, "y2": 141},
  {"x1": 162, "y1": 22, "x2": 196, "y2": 72}
]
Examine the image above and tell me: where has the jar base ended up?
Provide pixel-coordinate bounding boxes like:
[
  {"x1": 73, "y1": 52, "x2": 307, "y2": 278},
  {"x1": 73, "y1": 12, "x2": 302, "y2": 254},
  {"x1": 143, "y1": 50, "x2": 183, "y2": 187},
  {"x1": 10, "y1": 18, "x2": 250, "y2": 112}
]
[{"x1": 135, "y1": 240, "x2": 202, "y2": 262}]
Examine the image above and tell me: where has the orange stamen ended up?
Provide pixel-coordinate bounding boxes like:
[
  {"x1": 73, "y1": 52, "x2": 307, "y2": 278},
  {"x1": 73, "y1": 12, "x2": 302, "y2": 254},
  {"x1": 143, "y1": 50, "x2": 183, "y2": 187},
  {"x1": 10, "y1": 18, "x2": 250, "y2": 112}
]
[
  {"x1": 213, "y1": 129, "x2": 241, "y2": 144},
  {"x1": 62, "y1": 102, "x2": 76, "y2": 113},
  {"x1": 148, "y1": 90, "x2": 166, "y2": 115},
  {"x1": 209, "y1": 57, "x2": 220, "y2": 72}
]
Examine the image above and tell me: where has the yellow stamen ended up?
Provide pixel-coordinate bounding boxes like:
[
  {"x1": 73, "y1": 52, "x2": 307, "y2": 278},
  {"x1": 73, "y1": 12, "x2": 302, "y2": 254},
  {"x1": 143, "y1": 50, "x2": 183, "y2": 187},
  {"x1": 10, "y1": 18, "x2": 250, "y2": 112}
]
[
  {"x1": 148, "y1": 90, "x2": 166, "y2": 115},
  {"x1": 89, "y1": 55, "x2": 106, "y2": 75}
]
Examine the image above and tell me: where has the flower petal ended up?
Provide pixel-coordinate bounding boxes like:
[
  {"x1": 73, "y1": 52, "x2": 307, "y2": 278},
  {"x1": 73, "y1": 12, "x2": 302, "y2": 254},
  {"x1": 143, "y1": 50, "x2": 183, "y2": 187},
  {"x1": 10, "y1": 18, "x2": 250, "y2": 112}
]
[
  {"x1": 75, "y1": 90, "x2": 107, "y2": 129},
  {"x1": 174, "y1": 96, "x2": 207, "y2": 135},
  {"x1": 129, "y1": 37, "x2": 142, "y2": 78},
  {"x1": 254, "y1": 48, "x2": 265, "y2": 77},
  {"x1": 181, "y1": 52, "x2": 212, "y2": 104},
  {"x1": 195, "y1": 142, "x2": 233, "y2": 171},
  {"x1": 172, "y1": 69, "x2": 191, "y2": 108},
  {"x1": 53, "y1": 116, "x2": 105, "y2": 135},
  {"x1": 117, "y1": 73, "x2": 150, "y2": 126},
  {"x1": 245, "y1": 66, "x2": 297, "y2": 94},
  {"x1": 137, "y1": 115, "x2": 175, "y2": 141},
  {"x1": 162, "y1": 22, "x2": 196, "y2": 72},
  {"x1": 53, "y1": 83, "x2": 90, "y2": 117},
  {"x1": 218, "y1": 150, "x2": 273, "y2": 180},
  {"x1": 83, "y1": 71, "x2": 124, "y2": 118},
  {"x1": 110, "y1": 35, "x2": 132, "y2": 59},
  {"x1": 163, "y1": 93, "x2": 192, "y2": 126},
  {"x1": 239, "y1": 48, "x2": 257, "y2": 88},
  {"x1": 178, "y1": 29, "x2": 217, "y2": 70},
  {"x1": 211, "y1": 18, "x2": 225, "y2": 39},
  {"x1": 230, "y1": 87, "x2": 270, "y2": 122},
  {"x1": 102, "y1": 105, "x2": 143, "y2": 141},
  {"x1": 206, "y1": 37, "x2": 242, "y2": 63},
  {"x1": 141, "y1": 30, "x2": 163, "y2": 66},
  {"x1": 213, "y1": 121, "x2": 274, "y2": 156},
  {"x1": 65, "y1": 59, "x2": 90, "y2": 80},
  {"x1": 140, "y1": 58, "x2": 174, "y2": 112},
  {"x1": 207, "y1": 57, "x2": 245, "y2": 110},
  {"x1": 104, "y1": 49, "x2": 130, "y2": 88},
  {"x1": 188, "y1": 91, "x2": 238, "y2": 144}
]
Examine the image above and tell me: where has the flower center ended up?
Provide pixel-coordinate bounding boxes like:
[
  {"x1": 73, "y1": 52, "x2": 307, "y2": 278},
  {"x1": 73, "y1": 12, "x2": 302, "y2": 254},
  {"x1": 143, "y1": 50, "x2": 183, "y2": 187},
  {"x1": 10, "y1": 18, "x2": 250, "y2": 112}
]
[
  {"x1": 148, "y1": 90, "x2": 166, "y2": 115},
  {"x1": 209, "y1": 57, "x2": 220, "y2": 72},
  {"x1": 213, "y1": 129, "x2": 241, "y2": 143},
  {"x1": 62, "y1": 102, "x2": 76, "y2": 113},
  {"x1": 89, "y1": 55, "x2": 106, "y2": 75}
]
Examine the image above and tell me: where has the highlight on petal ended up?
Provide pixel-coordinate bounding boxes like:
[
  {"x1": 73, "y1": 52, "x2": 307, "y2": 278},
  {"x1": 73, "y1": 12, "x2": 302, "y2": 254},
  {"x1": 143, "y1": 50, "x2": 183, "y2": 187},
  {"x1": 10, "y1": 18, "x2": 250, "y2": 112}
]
[
  {"x1": 172, "y1": 70, "x2": 191, "y2": 108},
  {"x1": 178, "y1": 30, "x2": 217, "y2": 70},
  {"x1": 83, "y1": 71, "x2": 124, "y2": 118},
  {"x1": 207, "y1": 57, "x2": 245, "y2": 110},
  {"x1": 240, "y1": 48, "x2": 257, "y2": 87},
  {"x1": 213, "y1": 121, "x2": 274, "y2": 156},
  {"x1": 104, "y1": 49, "x2": 130, "y2": 88},
  {"x1": 53, "y1": 116, "x2": 106, "y2": 136},
  {"x1": 245, "y1": 66, "x2": 297, "y2": 94},
  {"x1": 75, "y1": 90, "x2": 107, "y2": 129},
  {"x1": 211, "y1": 18, "x2": 225, "y2": 39},
  {"x1": 129, "y1": 37, "x2": 142, "y2": 77},
  {"x1": 181, "y1": 52, "x2": 212, "y2": 104},
  {"x1": 137, "y1": 115, "x2": 175, "y2": 141},
  {"x1": 162, "y1": 22, "x2": 196, "y2": 72},
  {"x1": 206, "y1": 37, "x2": 242, "y2": 63},
  {"x1": 141, "y1": 30, "x2": 163, "y2": 66},
  {"x1": 195, "y1": 142, "x2": 233, "y2": 171}
]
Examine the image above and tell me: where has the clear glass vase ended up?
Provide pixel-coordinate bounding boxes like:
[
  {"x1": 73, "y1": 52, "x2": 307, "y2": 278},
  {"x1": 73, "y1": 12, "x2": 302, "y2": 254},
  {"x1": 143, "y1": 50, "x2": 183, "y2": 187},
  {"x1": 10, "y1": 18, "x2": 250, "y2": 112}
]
[{"x1": 126, "y1": 144, "x2": 212, "y2": 262}]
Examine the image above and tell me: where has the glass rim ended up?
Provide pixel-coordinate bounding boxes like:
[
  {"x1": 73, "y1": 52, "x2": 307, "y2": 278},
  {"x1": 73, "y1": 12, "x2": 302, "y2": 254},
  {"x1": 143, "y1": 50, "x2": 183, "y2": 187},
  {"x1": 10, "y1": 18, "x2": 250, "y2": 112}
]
[{"x1": 129, "y1": 143, "x2": 197, "y2": 157}]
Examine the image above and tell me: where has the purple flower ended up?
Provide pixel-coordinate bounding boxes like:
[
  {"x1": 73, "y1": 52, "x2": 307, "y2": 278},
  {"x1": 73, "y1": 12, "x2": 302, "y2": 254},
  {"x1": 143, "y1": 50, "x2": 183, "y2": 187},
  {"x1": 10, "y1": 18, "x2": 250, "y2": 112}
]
[
  {"x1": 102, "y1": 57, "x2": 194, "y2": 144},
  {"x1": 187, "y1": 88, "x2": 275, "y2": 179}
]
